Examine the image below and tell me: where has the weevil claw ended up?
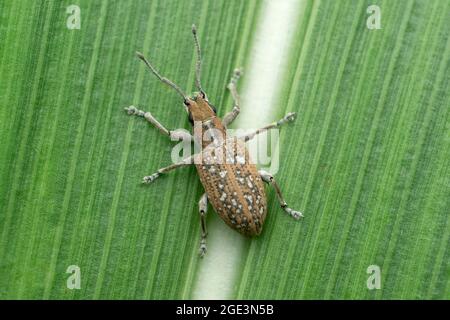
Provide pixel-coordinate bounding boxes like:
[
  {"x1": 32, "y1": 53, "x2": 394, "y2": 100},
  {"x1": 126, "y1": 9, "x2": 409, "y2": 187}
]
[
  {"x1": 291, "y1": 210, "x2": 304, "y2": 220},
  {"x1": 125, "y1": 105, "x2": 137, "y2": 115},
  {"x1": 142, "y1": 173, "x2": 159, "y2": 184},
  {"x1": 199, "y1": 239, "x2": 207, "y2": 258},
  {"x1": 233, "y1": 68, "x2": 243, "y2": 78},
  {"x1": 285, "y1": 207, "x2": 303, "y2": 220},
  {"x1": 285, "y1": 112, "x2": 297, "y2": 122}
]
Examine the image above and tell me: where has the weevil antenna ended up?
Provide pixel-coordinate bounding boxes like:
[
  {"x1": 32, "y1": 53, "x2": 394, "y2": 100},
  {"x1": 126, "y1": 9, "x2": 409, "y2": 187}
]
[
  {"x1": 136, "y1": 51, "x2": 188, "y2": 101},
  {"x1": 191, "y1": 24, "x2": 203, "y2": 93}
]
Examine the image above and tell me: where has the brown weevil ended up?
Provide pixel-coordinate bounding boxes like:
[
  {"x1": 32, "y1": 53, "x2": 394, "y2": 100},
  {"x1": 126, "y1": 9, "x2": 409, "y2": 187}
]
[{"x1": 125, "y1": 25, "x2": 303, "y2": 257}]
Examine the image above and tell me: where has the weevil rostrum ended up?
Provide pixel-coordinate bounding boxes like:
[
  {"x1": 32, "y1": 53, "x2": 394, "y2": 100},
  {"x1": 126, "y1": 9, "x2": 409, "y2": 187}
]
[{"x1": 125, "y1": 25, "x2": 303, "y2": 257}]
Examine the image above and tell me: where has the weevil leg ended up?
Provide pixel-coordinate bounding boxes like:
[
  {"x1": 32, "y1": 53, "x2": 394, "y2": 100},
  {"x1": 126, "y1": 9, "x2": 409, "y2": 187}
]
[
  {"x1": 223, "y1": 69, "x2": 242, "y2": 127},
  {"x1": 143, "y1": 156, "x2": 193, "y2": 184},
  {"x1": 198, "y1": 193, "x2": 208, "y2": 258},
  {"x1": 238, "y1": 112, "x2": 297, "y2": 142},
  {"x1": 124, "y1": 105, "x2": 193, "y2": 142},
  {"x1": 259, "y1": 170, "x2": 303, "y2": 220}
]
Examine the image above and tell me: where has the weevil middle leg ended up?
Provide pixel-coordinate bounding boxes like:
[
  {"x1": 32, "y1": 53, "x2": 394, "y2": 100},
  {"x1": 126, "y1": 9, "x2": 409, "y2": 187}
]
[
  {"x1": 142, "y1": 155, "x2": 193, "y2": 184},
  {"x1": 223, "y1": 69, "x2": 242, "y2": 127},
  {"x1": 259, "y1": 170, "x2": 303, "y2": 220},
  {"x1": 125, "y1": 106, "x2": 193, "y2": 142},
  {"x1": 198, "y1": 193, "x2": 208, "y2": 257}
]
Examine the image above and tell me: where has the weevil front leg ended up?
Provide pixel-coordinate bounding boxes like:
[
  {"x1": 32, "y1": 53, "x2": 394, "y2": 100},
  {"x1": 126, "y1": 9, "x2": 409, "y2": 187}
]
[
  {"x1": 259, "y1": 170, "x2": 303, "y2": 220},
  {"x1": 143, "y1": 156, "x2": 193, "y2": 184},
  {"x1": 239, "y1": 112, "x2": 297, "y2": 142},
  {"x1": 222, "y1": 69, "x2": 242, "y2": 127},
  {"x1": 198, "y1": 193, "x2": 208, "y2": 257},
  {"x1": 125, "y1": 106, "x2": 192, "y2": 142}
]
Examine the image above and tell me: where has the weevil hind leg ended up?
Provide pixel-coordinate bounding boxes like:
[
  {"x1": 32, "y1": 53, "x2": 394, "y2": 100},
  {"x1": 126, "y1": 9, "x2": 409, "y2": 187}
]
[
  {"x1": 198, "y1": 193, "x2": 208, "y2": 258},
  {"x1": 223, "y1": 69, "x2": 243, "y2": 127},
  {"x1": 239, "y1": 112, "x2": 297, "y2": 142},
  {"x1": 259, "y1": 170, "x2": 303, "y2": 220},
  {"x1": 143, "y1": 156, "x2": 193, "y2": 184},
  {"x1": 125, "y1": 105, "x2": 193, "y2": 142}
]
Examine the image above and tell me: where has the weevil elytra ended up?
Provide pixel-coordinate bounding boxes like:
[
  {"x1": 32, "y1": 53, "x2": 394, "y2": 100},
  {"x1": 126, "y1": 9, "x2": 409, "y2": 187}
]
[{"x1": 125, "y1": 25, "x2": 303, "y2": 257}]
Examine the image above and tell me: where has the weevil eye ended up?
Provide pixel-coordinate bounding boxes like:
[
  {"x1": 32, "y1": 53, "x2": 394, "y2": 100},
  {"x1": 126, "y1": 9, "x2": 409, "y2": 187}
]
[{"x1": 184, "y1": 99, "x2": 191, "y2": 106}]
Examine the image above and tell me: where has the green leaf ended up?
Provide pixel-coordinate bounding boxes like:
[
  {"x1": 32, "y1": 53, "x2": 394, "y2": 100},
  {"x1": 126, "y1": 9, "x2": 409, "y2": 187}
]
[{"x1": 0, "y1": 0, "x2": 448, "y2": 300}]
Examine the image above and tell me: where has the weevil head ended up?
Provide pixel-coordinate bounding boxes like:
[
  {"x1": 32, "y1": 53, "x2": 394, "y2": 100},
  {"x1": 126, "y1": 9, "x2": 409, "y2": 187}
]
[{"x1": 184, "y1": 91, "x2": 217, "y2": 125}]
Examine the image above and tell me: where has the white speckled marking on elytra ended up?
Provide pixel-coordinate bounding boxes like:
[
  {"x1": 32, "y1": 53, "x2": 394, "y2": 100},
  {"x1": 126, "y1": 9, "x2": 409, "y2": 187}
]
[
  {"x1": 191, "y1": 0, "x2": 303, "y2": 300},
  {"x1": 235, "y1": 155, "x2": 245, "y2": 164}
]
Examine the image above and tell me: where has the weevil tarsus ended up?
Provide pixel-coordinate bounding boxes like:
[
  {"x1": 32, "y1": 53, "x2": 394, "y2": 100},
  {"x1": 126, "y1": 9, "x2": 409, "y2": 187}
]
[
  {"x1": 239, "y1": 112, "x2": 297, "y2": 142},
  {"x1": 198, "y1": 193, "x2": 208, "y2": 257},
  {"x1": 259, "y1": 170, "x2": 304, "y2": 220},
  {"x1": 223, "y1": 68, "x2": 243, "y2": 127},
  {"x1": 125, "y1": 105, "x2": 170, "y2": 136}
]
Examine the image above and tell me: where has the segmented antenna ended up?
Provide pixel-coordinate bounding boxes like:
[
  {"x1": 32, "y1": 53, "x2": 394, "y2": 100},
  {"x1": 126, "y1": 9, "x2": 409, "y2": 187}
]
[
  {"x1": 136, "y1": 51, "x2": 188, "y2": 101},
  {"x1": 191, "y1": 24, "x2": 203, "y2": 93}
]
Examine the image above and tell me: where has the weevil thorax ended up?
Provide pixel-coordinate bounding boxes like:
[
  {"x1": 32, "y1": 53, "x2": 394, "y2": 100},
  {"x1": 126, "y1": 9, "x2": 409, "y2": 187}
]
[{"x1": 186, "y1": 93, "x2": 226, "y2": 149}]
